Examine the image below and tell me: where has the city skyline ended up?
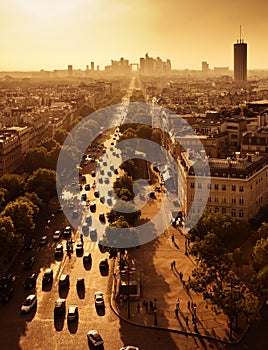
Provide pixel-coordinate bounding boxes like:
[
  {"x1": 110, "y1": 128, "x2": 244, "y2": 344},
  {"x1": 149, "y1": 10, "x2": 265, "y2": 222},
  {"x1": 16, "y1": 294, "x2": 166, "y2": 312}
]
[{"x1": 1, "y1": 0, "x2": 268, "y2": 71}]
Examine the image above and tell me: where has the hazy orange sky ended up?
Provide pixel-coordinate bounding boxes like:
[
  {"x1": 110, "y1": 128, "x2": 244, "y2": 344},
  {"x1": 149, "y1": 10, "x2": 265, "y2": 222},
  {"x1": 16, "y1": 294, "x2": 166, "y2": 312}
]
[{"x1": 0, "y1": 0, "x2": 268, "y2": 71}]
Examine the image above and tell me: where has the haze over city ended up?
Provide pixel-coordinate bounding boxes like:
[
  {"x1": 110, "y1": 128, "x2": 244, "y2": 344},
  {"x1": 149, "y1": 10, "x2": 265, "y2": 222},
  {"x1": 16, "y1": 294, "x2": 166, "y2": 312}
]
[{"x1": 1, "y1": 0, "x2": 268, "y2": 71}]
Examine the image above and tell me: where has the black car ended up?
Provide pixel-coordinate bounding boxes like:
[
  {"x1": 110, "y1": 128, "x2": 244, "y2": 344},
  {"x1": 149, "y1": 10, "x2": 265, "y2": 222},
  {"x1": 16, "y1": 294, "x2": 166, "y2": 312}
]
[
  {"x1": 24, "y1": 273, "x2": 37, "y2": 290},
  {"x1": 85, "y1": 184, "x2": 90, "y2": 191},
  {"x1": 76, "y1": 278, "x2": 85, "y2": 291},
  {"x1": 83, "y1": 253, "x2": 92, "y2": 264},
  {"x1": 90, "y1": 202, "x2": 96, "y2": 212},
  {"x1": 99, "y1": 213, "x2": 105, "y2": 223},
  {"x1": 42, "y1": 269, "x2": 53, "y2": 286},
  {"x1": 54, "y1": 244, "x2": 63, "y2": 257},
  {"x1": 99, "y1": 258, "x2": 109, "y2": 272},
  {"x1": 54, "y1": 298, "x2": 66, "y2": 316},
  {"x1": 81, "y1": 193, "x2": 87, "y2": 201},
  {"x1": 25, "y1": 238, "x2": 36, "y2": 250},
  {"x1": 24, "y1": 257, "x2": 35, "y2": 269},
  {"x1": 1, "y1": 286, "x2": 14, "y2": 303},
  {"x1": 58, "y1": 274, "x2": 70, "y2": 288},
  {"x1": 0, "y1": 274, "x2": 13, "y2": 290}
]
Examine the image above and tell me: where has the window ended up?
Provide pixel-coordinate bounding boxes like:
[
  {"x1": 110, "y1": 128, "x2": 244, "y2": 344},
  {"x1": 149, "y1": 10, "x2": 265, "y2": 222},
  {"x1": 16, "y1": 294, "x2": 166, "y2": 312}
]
[
  {"x1": 232, "y1": 197, "x2": 236, "y2": 204},
  {"x1": 239, "y1": 186, "x2": 244, "y2": 192},
  {"x1": 222, "y1": 208, "x2": 226, "y2": 215},
  {"x1": 198, "y1": 183, "x2": 202, "y2": 189},
  {"x1": 214, "y1": 207, "x2": 219, "y2": 213},
  {"x1": 207, "y1": 183, "x2": 211, "y2": 190},
  {"x1": 232, "y1": 185, "x2": 236, "y2": 191},
  {"x1": 190, "y1": 193, "x2": 194, "y2": 201},
  {"x1": 222, "y1": 184, "x2": 226, "y2": 191},
  {"x1": 239, "y1": 210, "x2": 244, "y2": 218},
  {"x1": 222, "y1": 196, "x2": 227, "y2": 204},
  {"x1": 214, "y1": 184, "x2": 219, "y2": 190},
  {"x1": 208, "y1": 196, "x2": 211, "y2": 203},
  {"x1": 190, "y1": 182, "x2": 195, "y2": 188},
  {"x1": 215, "y1": 197, "x2": 219, "y2": 203},
  {"x1": 231, "y1": 209, "x2": 236, "y2": 217},
  {"x1": 239, "y1": 198, "x2": 244, "y2": 205}
]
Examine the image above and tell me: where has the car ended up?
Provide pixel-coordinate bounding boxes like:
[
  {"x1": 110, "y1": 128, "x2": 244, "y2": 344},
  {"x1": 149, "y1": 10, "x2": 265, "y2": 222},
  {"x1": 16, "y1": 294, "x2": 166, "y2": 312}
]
[
  {"x1": 104, "y1": 177, "x2": 109, "y2": 184},
  {"x1": 24, "y1": 256, "x2": 35, "y2": 269},
  {"x1": 1, "y1": 286, "x2": 14, "y2": 303},
  {"x1": 99, "y1": 258, "x2": 109, "y2": 272},
  {"x1": 81, "y1": 175, "x2": 86, "y2": 182},
  {"x1": 85, "y1": 184, "x2": 90, "y2": 191},
  {"x1": 54, "y1": 298, "x2": 66, "y2": 316},
  {"x1": 39, "y1": 235, "x2": 48, "y2": 245},
  {"x1": 99, "y1": 212, "x2": 105, "y2": 223},
  {"x1": 85, "y1": 215, "x2": 92, "y2": 225},
  {"x1": 94, "y1": 190, "x2": 100, "y2": 198},
  {"x1": 107, "y1": 198, "x2": 113, "y2": 206},
  {"x1": 82, "y1": 222, "x2": 89, "y2": 233},
  {"x1": 107, "y1": 189, "x2": 113, "y2": 196},
  {"x1": 63, "y1": 226, "x2": 72, "y2": 237},
  {"x1": 25, "y1": 237, "x2": 36, "y2": 250},
  {"x1": 87, "y1": 330, "x2": 104, "y2": 347},
  {"x1": 100, "y1": 169, "x2": 105, "y2": 175},
  {"x1": 72, "y1": 210, "x2": 79, "y2": 218},
  {"x1": 91, "y1": 171, "x2": 96, "y2": 177},
  {"x1": 100, "y1": 196, "x2": 105, "y2": 204},
  {"x1": 83, "y1": 253, "x2": 92, "y2": 264},
  {"x1": 114, "y1": 169, "x2": 119, "y2": 175},
  {"x1": 59, "y1": 274, "x2": 70, "y2": 288},
  {"x1": 81, "y1": 193, "x2": 87, "y2": 201},
  {"x1": 149, "y1": 191, "x2": 156, "y2": 198},
  {"x1": 0, "y1": 274, "x2": 13, "y2": 290},
  {"x1": 24, "y1": 273, "x2": 37, "y2": 290},
  {"x1": 54, "y1": 244, "x2": 63, "y2": 257},
  {"x1": 76, "y1": 278, "x2": 85, "y2": 290},
  {"x1": 57, "y1": 205, "x2": 63, "y2": 213},
  {"x1": 53, "y1": 230, "x2": 61, "y2": 241},
  {"x1": 90, "y1": 202, "x2": 96, "y2": 212},
  {"x1": 90, "y1": 228, "x2": 97, "y2": 241},
  {"x1": 103, "y1": 161, "x2": 107, "y2": 166},
  {"x1": 21, "y1": 294, "x2": 37, "y2": 313},
  {"x1": 107, "y1": 171, "x2": 112, "y2": 177},
  {"x1": 94, "y1": 291, "x2": 104, "y2": 307},
  {"x1": 68, "y1": 202, "x2": 75, "y2": 209},
  {"x1": 75, "y1": 241, "x2": 84, "y2": 254},
  {"x1": 42, "y1": 268, "x2": 53, "y2": 286},
  {"x1": 98, "y1": 177, "x2": 103, "y2": 184},
  {"x1": 120, "y1": 347, "x2": 140, "y2": 350},
  {"x1": 67, "y1": 305, "x2": 78, "y2": 321}
]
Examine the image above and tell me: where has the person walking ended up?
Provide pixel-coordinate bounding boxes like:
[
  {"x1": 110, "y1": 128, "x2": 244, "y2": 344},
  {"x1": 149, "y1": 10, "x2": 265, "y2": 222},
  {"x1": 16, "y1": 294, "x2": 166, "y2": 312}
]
[
  {"x1": 187, "y1": 300, "x2": 191, "y2": 309},
  {"x1": 185, "y1": 316, "x2": 189, "y2": 327},
  {"x1": 175, "y1": 308, "x2": 179, "y2": 318}
]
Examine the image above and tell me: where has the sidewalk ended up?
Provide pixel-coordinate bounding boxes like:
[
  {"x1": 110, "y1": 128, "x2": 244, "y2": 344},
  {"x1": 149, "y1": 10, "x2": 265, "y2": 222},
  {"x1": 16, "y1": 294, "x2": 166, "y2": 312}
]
[{"x1": 110, "y1": 225, "x2": 249, "y2": 345}]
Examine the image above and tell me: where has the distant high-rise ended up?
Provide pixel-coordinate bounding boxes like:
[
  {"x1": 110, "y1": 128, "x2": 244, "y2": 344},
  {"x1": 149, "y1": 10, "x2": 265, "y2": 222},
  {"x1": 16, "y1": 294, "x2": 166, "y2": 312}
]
[
  {"x1": 234, "y1": 26, "x2": 247, "y2": 82},
  {"x1": 68, "y1": 65, "x2": 73, "y2": 77}
]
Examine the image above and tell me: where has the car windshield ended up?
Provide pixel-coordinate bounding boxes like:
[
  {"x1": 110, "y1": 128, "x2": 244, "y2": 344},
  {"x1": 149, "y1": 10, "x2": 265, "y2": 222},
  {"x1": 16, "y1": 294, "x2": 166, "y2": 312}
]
[
  {"x1": 24, "y1": 298, "x2": 33, "y2": 306},
  {"x1": 92, "y1": 333, "x2": 101, "y2": 341}
]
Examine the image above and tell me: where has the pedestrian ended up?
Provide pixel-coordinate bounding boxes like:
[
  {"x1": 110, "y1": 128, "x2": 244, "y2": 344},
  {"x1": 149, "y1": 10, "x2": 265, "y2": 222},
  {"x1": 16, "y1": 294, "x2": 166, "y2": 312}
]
[
  {"x1": 171, "y1": 234, "x2": 174, "y2": 242},
  {"x1": 192, "y1": 314, "x2": 195, "y2": 324},
  {"x1": 175, "y1": 308, "x2": 179, "y2": 318},
  {"x1": 173, "y1": 260, "x2": 176, "y2": 268},
  {"x1": 137, "y1": 303, "x2": 140, "y2": 313},
  {"x1": 179, "y1": 272, "x2": 183, "y2": 281},
  {"x1": 150, "y1": 300, "x2": 153, "y2": 312},
  {"x1": 187, "y1": 300, "x2": 191, "y2": 309},
  {"x1": 182, "y1": 280, "x2": 185, "y2": 288},
  {"x1": 185, "y1": 316, "x2": 189, "y2": 327},
  {"x1": 171, "y1": 262, "x2": 173, "y2": 269},
  {"x1": 145, "y1": 301, "x2": 148, "y2": 312}
]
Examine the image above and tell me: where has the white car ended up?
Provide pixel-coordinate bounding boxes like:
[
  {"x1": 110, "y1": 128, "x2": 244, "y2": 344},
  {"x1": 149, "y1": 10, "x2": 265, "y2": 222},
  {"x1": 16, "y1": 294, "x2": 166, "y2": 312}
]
[
  {"x1": 94, "y1": 291, "x2": 104, "y2": 307},
  {"x1": 120, "y1": 347, "x2": 140, "y2": 350},
  {"x1": 53, "y1": 230, "x2": 61, "y2": 241},
  {"x1": 21, "y1": 294, "x2": 37, "y2": 313},
  {"x1": 87, "y1": 330, "x2": 104, "y2": 347}
]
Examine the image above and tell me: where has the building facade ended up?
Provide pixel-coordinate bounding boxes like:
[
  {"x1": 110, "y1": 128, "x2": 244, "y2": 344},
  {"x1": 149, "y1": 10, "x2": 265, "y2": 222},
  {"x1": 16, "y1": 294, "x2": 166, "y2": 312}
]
[{"x1": 234, "y1": 40, "x2": 247, "y2": 82}]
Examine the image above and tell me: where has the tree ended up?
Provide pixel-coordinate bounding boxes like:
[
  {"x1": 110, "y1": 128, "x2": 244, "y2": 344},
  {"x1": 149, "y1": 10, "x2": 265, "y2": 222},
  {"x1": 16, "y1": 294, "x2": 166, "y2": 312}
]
[
  {"x1": 47, "y1": 143, "x2": 61, "y2": 170},
  {"x1": 25, "y1": 168, "x2": 56, "y2": 202},
  {"x1": 0, "y1": 174, "x2": 25, "y2": 202},
  {"x1": 40, "y1": 137, "x2": 58, "y2": 152},
  {"x1": 252, "y1": 237, "x2": 268, "y2": 272},
  {"x1": 113, "y1": 175, "x2": 135, "y2": 201},
  {"x1": 53, "y1": 129, "x2": 68, "y2": 145},
  {"x1": 0, "y1": 188, "x2": 7, "y2": 208},
  {"x1": 2, "y1": 197, "x2": 39, "y2": 236},
  {"x1": 0, "y1": 216, "x2": 21, "y2": 260},
  {"x1": 23, "y1": 147, "x2": 48, "y2": 173},
  {"x1": 232, "y1": 248, "x2": 247, "y2": 269}
]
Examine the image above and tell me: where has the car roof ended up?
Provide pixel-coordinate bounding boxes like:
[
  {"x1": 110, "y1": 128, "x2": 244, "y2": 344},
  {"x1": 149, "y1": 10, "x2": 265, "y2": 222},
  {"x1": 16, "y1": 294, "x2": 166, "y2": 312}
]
[{"x1": 68, "y1": 305, "x2": 77, "y2": 312}]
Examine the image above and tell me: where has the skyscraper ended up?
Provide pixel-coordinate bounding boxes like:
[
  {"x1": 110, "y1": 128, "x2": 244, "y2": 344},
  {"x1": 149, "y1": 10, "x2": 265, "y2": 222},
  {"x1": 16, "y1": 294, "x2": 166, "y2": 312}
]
[{"x1": 234, "y1": 27, "x2": 247, "y2": 82}]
